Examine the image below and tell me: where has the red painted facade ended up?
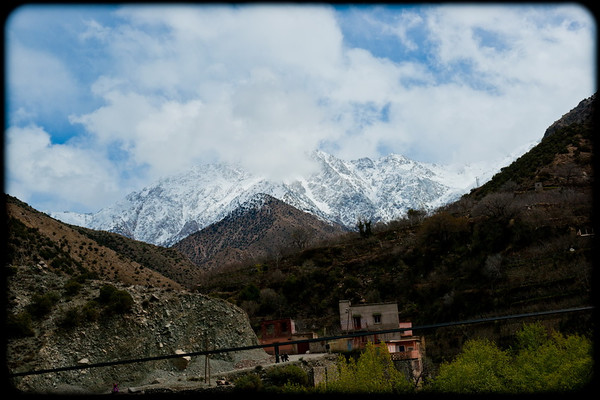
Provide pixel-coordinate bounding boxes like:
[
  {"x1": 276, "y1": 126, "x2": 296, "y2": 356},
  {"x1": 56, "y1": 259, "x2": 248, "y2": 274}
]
[{"x1": 259, "y1": 318, "x2": 315, "y2": 355}]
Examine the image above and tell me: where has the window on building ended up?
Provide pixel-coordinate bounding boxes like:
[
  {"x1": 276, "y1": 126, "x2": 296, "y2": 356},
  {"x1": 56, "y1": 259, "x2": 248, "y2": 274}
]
[
  {"x1": 373, "y1": 313, "x2": 382, "y2": 324},
  {"x1": 280, "y1": 322, "x2": 288, "y2": 332},
  {"x1": 353, "y1": 316, "x2": 362, "y2": 329},
  {"x1": 266, "y1": 324, "x2": 275, "y2": 336}
]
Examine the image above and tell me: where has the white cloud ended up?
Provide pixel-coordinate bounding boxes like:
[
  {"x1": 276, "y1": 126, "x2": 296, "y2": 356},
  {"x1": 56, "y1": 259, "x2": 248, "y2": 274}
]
[
  {"x1": 7, "y1": 42, "x2": 80, "y2": 126},
  {"x1": 68, "y1": 5, "x2": 350, "y2": 182},
  {"x1": 5, "y1": 4, "x2": 596, "y2": 213},
  {"x1": 5, "y1": 125, "x2": 122, "y2": 212}
]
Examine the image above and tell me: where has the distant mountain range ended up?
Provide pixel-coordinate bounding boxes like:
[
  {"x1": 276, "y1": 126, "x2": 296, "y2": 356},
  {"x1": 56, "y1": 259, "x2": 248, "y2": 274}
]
[{"x1": 51, "y1": 148, "x2": 534, "y2": 248}]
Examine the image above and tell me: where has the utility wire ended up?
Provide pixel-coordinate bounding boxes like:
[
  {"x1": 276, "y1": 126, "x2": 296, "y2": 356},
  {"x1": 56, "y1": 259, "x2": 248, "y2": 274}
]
[{"x1": 7, "y1": 305, "x2": 593, "y2": 378}]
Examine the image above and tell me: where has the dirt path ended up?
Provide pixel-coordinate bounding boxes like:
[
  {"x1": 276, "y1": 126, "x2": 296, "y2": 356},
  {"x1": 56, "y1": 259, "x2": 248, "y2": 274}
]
[{"x1": 125, "y1": 352, "x2": 334, "y2": 394}]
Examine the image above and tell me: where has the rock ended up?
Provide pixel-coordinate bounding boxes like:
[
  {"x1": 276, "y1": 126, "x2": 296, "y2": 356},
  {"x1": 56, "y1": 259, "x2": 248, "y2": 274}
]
[
  {"x1": 128, "y1": 386, "x2": 144, "y2": 393},
  {"x1": 172, "y1": 349, "x2": 192, "y2": 370}
]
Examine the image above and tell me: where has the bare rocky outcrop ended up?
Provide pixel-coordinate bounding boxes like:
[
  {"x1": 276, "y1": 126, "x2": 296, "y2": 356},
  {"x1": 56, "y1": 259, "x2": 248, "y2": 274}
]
[
  {"x1": 6, "y1": 264, "x2": 271, "y2": 394},
  {"x1": 543, "y1": 92, "x2": 596, "y2": 139}
]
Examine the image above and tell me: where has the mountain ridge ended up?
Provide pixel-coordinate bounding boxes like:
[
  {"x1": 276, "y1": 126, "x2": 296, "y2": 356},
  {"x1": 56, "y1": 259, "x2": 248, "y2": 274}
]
[{"x1": 51, "y1": 149, "x2": 522, "y2": 247}]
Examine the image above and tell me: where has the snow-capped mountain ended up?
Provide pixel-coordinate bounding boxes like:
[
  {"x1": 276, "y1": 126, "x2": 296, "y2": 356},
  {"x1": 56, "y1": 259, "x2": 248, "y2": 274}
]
[{"x1": 51, "y1": 148, "x2": 535, "y2": 247}]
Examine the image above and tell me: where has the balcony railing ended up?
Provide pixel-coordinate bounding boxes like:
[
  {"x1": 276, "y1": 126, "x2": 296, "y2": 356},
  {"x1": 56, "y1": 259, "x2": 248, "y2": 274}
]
[{"x1": 390, "y1": 350, "x2": 420, "y2": 360}]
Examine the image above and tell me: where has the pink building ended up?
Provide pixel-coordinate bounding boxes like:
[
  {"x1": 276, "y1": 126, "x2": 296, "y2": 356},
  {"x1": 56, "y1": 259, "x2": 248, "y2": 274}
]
[{"x1": 338, "y1": 300, "x2": 424, "y2": 377}]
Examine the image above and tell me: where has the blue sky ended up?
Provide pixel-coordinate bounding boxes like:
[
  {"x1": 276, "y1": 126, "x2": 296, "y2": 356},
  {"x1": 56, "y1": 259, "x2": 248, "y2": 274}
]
[{"x1": 4, "y1": 3, "x2": 596, "y2": 214}]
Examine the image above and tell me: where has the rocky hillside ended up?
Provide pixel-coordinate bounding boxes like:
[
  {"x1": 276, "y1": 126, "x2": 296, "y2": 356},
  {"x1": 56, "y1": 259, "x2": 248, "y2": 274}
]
[
  {"x1": 5, "y1": 195, "x2": 186, "y2": 289},
  {"x1": 70, "y1": 224, "x2": 205, "y2": 288},
  {"x1": 543, "y1": 92, "x2": 596, "y2": 139},
  {"x1": 5, "y1": 195, "x2": 271, "y2": 394},
  {"x1": 6, "y1": 264, "x2": 271, "y2": 394},
  {"x1": 172, "y1": 193, "x2": 347, "y2": 270}
]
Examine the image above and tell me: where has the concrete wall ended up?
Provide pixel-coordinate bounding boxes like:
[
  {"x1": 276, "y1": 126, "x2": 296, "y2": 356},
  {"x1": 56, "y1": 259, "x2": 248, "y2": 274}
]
[{"x1": 339, "y1": 300, "x2": 400, "y2": 331}]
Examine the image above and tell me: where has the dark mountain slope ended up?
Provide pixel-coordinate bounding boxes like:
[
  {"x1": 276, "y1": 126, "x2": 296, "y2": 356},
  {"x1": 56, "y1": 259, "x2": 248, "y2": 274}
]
[
  {"x1": 71, "y1": 224, "x2": 203, "y2": 288},
  {"x1": 471, "y1": 93, "x2": 594, "y2": 198},
  {"x1": 543, "y1": 93, "x2": 595, "y2": 139},
  {"x1": 172, "y1": 194, "x2": 347, "y2": 270}
]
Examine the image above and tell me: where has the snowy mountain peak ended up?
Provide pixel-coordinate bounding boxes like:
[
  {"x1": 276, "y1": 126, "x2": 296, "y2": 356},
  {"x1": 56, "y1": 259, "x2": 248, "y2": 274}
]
[{"x1": 50, "y1": 150, "x2": 512, "y2": 247}]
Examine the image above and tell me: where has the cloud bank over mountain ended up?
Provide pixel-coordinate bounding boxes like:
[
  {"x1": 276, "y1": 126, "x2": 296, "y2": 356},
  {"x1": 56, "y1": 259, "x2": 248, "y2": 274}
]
[{"x1": 5, "y1": 4, "x2": 595, "y2": 214}]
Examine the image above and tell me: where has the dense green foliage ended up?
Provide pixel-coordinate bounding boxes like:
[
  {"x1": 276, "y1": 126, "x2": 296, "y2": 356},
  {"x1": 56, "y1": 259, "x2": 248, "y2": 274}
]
[
  {"x1": 428, "y1": 323, "x2": 593, "y2": 393},
  {"x1": 232, "y1": 324, "x2": 592, "y2": 394},
  {"x1": 320, "y1": 342, "x2": 413, "y2": 394},
  {"x1": 233, "y1": 372, "x2": 263, "y2": 392}
]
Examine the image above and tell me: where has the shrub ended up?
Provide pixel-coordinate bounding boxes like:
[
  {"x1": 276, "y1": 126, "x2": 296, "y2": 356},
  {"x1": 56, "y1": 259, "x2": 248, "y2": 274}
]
[
  {"x1": 98, "y1": 285, "x2": 134, "y2": 314},
  {"x1": 7, "y1": 312, "x2": 34, "y2": 338},
  {"x1": 265, "y1": 364, "x2": 309, "y2": 388},
  {"x1": 64, "y1": 278, "x2": 82, "y2": 296},
  {"x1": 238, "y1": 283, "x2": 260, "y2": 302},
  {"x1": 98, "y1": 284, "x2": 118, "y2": 304},
  {"x1": 59, "y1": 308, "x2": 82, "y2": 330},
  {"x1": 27, "y1": 292, "x2": 60, "y2": 319},
  {"x1": 321, "y1": 342, "x2": 413, "y2": 394},
  {"x1": 81, "y1": 301, "x2": 101, "y2": 321},
  {"x1": 234, "y1": 373, "x2": 263, "y2": 392},
  {"x1": 107, "y1": 290, "x2": 134, "y2": 314}
]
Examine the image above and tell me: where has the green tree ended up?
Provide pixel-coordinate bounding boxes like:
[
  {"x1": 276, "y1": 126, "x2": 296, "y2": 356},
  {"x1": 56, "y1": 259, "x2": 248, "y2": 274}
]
[
  {"x1": 234, "y1": 373, "x2": 263, "y2": 392},
  {"x1": 321, "y1": 342, "x2": 413, "y2": 394},
  {"x1": 429, "y1": 338, "x2": 511, "y2": 393},
  {"x1": 508, "y1": 323, "x2": 593, "y2": 392},
  {"x1": 238, "y1": 283, "x2": 260, "y2": 302},
  {"x1": 428, "y1": 324, "x2": 593, "y2": 393}
]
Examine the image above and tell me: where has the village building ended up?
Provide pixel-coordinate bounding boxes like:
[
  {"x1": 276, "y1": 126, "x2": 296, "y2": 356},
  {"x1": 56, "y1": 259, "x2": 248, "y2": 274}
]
[
  {"x1": 334, "y1": 300, "x2": 425, "y2": 378},
  {"x1": 258, "y1": 318, "x2": 321, "y2": 356},
  {"x1": 258, "y1": 301, "x2": 425, "y2": 379}
]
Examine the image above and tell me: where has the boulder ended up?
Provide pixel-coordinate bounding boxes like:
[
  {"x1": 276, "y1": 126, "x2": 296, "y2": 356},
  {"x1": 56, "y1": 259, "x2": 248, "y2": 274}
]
[{"x1": 171, "y1": 349, "x2": 192, "y2": 370}]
